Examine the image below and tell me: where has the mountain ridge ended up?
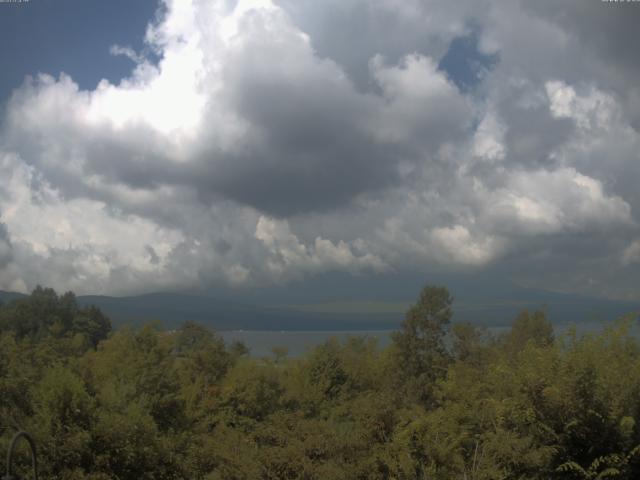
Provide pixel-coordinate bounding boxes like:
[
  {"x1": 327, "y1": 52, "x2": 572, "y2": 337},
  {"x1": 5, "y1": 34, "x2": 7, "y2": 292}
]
[{"x1": 1, "y1": 281, "x2": 638, "y2": 331}]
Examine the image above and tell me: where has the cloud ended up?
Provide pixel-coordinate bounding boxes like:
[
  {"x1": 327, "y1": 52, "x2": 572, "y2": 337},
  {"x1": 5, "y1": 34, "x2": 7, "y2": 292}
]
[
  {"x1": 523, "y1": 0, "x2": 640, "y2": 125},
  {"x1": 109, "y1": 45, "x2": 145, "y2": 64},
  {"x1": 0, "y1": 151, "x2": 185, "y2": 294},
  {"x1": 367, "y1": 54, "x2": 471, "y2": 146},
  {"x1": 0, "y1": 0, "x2": 638, "y2": 298},
  {"x1": 622, "y1": 240, "x2": 640, "y2": 267},
  {"x1": 255, "y1": 216, "x2": 388, "y2": 280},
  {"x1": 481, "y1": 168, "x2": 633, "y2": 236},
  {"x1": 472, "y1": 109, "x2": 506, "y2": 163},
  {"x1": 430, "y1": 225, "x2": 499, "y2": 266}
]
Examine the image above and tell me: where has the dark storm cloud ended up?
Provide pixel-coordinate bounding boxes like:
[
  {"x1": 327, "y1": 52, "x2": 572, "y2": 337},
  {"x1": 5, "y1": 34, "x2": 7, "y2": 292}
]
[
  {"x1": 521, "y1": 0, "x2": 640, "y2": 127},
  {"x1": 184, "y1": 9, "x2": 472, "y2": 216},
  {"x1": 525, "y1": 0, "x2": 640, "y2": 77},
  {"x1": 500, "y1": 99, "x2": 575, "y2": 169},
  {"x1": 200, "y1": 145, "x2": 398, "y2": 217},
  {"x1": 214, "y1": 238, "x2": 232, "y2": 255},
  {"x1": 198, "y1": 51, "x2": 399, "y2": 215},
  {"x1": 145, "y1": 245, "x2": 161, "y2": 265}
]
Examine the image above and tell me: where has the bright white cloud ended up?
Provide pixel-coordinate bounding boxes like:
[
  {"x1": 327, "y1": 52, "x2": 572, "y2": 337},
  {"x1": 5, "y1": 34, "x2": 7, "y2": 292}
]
[
  {"x1": 430, "y1": 225, "x2": 500, "y2": 266},
  {"x1": 0, "y1": 152, "x2": 184, "y2": 293},
  {"x1": 482, "y1": 168, "x2": 633, "y2": 235},
  {"x1": 546, "y1": 80, "x2": 617, "y2": 131},
  {"x1": 368, "y1": 53, "x2": 471, "y2": 145}
]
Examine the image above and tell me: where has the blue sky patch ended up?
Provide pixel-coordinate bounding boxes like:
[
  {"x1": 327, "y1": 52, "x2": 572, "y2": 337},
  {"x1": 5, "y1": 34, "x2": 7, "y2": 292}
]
[
  {"x1": 438, "y1": 30, "x2": 498, "y2": 92},
  {"x1": 0, "y1": 0, "x2": 158, "y2": 105}
]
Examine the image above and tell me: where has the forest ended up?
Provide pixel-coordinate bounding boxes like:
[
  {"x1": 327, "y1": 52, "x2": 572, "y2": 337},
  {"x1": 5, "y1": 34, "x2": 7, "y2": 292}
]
[{"x1": 1, "y1": 286, "x2": 640, "y2": 479}]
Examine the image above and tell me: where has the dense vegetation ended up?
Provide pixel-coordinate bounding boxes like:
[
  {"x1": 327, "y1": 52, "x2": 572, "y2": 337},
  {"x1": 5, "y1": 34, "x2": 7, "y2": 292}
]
[{"x1": 1, "y1": 286, "x2": 640, "y2": 479}]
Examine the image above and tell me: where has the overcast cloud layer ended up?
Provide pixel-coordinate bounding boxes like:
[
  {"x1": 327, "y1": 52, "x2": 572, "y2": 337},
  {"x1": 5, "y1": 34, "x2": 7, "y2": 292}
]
[{"x1": 0, "y1": 0, "x2": 639, "y2": 299}]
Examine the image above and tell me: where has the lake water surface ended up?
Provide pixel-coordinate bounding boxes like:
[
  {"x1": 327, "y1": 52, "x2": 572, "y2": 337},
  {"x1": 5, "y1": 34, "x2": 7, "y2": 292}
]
[{"x1": 220, "y1": 320, "x2": 634, "y2": 357}]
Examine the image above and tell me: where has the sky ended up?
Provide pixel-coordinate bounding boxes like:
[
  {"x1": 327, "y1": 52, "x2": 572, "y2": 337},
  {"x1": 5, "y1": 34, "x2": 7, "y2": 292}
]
[{"x1": 0, "y1": 0, "x2": 639, "y2": 300}]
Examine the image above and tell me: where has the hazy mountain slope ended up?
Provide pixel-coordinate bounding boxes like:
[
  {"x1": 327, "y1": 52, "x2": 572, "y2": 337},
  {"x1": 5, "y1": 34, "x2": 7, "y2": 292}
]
[{"x1": 2, "y1": 276, "x2": 638, "y2": 331}]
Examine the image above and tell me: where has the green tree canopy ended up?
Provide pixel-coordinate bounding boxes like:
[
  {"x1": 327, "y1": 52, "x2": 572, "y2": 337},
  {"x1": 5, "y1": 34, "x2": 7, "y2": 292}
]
[{"x1": 392, "y1": 285, "x2": 453, "y2": 404}]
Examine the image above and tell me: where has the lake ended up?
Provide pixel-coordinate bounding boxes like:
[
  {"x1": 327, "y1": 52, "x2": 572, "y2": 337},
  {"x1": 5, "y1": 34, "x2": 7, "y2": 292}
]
[{"x1": 219, "y1": 319, "x2": 633, "y2": 357}]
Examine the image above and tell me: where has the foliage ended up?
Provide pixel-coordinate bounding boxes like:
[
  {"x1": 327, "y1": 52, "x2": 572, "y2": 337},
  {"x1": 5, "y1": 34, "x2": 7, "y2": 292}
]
[
  {"x1": 1, "y1": 286, "x2": 640, "y2": 479},
  {"x1": 391, "y1": 285, "x2": 453, "y2": 405}
]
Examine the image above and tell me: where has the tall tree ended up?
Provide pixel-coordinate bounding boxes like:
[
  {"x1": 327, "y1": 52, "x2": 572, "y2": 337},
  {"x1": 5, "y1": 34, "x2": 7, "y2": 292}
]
[{"x1": 392, "y1": 285, "x2": 453, "y2": 404}]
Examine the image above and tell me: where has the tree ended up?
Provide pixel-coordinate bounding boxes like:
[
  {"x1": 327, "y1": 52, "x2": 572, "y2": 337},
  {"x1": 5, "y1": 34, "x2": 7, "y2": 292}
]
[
  {"x1": 451, "y1": 322, "x2": 489, "y2": 364},
  {"x1": 307, "y1": 338, "x2": 349, "y2": 402},
  {"x1": 392, "y1": 285, "x2": 453, "y2": 404},
  {"x1": 271, "y1": 345, "x2": 289, "y2": 364},
  {"x1": 173, "y1": 321, "x2": 231, "y2": 418},
  {"x1": 28, "y1": 366, "x2": 96, "y2": 479},
  {"x1": 0, "y1": 287, "x2": 111, "y2": 348},
  {"x1": 218, "y1": 359, "x2": 284, "y2": 424},
  {"x1": 72, "y1": 305, "x2": 111, "y2": 348},
  {"x1": 502, "y1": 310, "x2": 554, "y2": 357}
]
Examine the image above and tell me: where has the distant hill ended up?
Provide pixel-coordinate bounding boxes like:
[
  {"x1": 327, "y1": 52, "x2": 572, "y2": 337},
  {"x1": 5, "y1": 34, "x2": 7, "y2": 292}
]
[
  {"x1": 0, "y1": 290, "x2": 27, "y2": 304},
  {"x1": 1, "y1": 278, "x2": 638, "y2": 331},
  {"x1": 75, "y1": 292, "x2": 398, "y2": 331}
]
